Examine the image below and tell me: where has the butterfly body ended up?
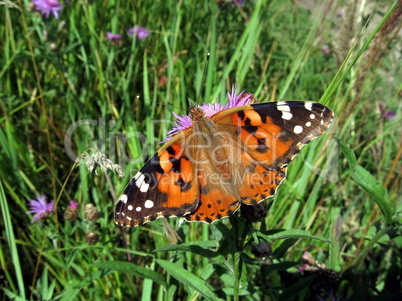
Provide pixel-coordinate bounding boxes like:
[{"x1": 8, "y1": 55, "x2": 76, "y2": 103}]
[{"x1": 115, "y1": 95, "x2": 333, "y2": 227}]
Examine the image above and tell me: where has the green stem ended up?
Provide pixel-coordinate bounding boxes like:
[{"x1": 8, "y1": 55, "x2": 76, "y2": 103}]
[
  {"x1": 233, "y1": 250, "x2": 240, "y2": 300},
  {"x1": 349, "y1": 228, "x2": 389, "y2": 270}
]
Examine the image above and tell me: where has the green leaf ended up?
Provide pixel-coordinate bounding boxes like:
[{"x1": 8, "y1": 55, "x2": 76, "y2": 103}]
[
  {"x1": 156, "y1": 259, "x2": 220, "y2": 301},
  {"x1": 259, "y1": 229, "x2": 330, "y2": 243},
  {"x1": 154, "y1": 240, "x2": 217, "y2": 253},
  {"x1": 338, "y1": 140, "x2": 393, "y2": 224},
  {"x1": 2, "y1": 288, "x2": 27, "y2": 301},
  {"x1": 92, "y1": 261, "x2": 166, "y2": 288},
  {"x1": 272, "y1": 238, "x2": 299, "y2": 259},
  {"x1": 156, "y1": 243, "x2": 221, "y2": 259}
]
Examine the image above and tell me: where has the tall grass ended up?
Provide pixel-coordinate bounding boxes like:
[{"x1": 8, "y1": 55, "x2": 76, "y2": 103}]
[{"x1": 0, "y1": 0, "x2": 401, "y2": 300}]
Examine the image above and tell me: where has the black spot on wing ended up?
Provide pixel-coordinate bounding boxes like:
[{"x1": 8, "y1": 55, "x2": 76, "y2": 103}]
[
  {"x1": 170, "y1": 157, "x2": 180, "y2": 173},
  {"x1": 166, "y1": 146, "x2": 176, "y2": 155},
  {"x1": 175, "y1": 178, "x2": 192, "y2": 192},
  {"x1": 255, "y1": 138, "x2": 269, "y2": 153}
]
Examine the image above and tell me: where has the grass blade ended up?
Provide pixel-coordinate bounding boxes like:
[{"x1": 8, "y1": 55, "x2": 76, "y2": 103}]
[
  {"x1": 0, "y1": 181, "x2": 26, "y2": 299},
  {"x1": 156, "y1": 259, "x2": 220, "y2": 301}
]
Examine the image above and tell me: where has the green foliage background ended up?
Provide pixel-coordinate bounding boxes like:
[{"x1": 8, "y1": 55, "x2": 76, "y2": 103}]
[{"x1": 0, "y1": 0, "x2": 401, "y2": 300}]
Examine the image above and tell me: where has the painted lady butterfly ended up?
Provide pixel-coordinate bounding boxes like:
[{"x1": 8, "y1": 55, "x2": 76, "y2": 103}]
[{"x1": 115, "y1": 89, "x2": 333, "y2": 227}]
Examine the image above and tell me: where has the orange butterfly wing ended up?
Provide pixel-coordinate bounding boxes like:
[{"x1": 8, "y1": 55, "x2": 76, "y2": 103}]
[{"x1": 115, "y1": 129, "x2": 199, "y2": 227}]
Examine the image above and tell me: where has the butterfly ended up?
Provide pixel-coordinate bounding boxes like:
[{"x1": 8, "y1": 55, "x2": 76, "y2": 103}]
[{"x1": 115, "y1": 90, "x2": 333, "y2": 227}]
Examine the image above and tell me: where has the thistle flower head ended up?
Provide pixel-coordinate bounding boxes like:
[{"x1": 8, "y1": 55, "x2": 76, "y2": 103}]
[
  {"x1": 164, "y1": 87, "x2": 254, "y2": 142},
  {"x1": 126, "y1": 26, "x2": 149, "y2": 40},
  {"x1": 32, "y1": 0, "x2": 63, "y2": 19},
  {"x1": 64, "y1": 201, "x2": 79, "y2": 221},
  {"x1": 84, "y1": 203, "x2": 99, "y2": 221},
  {"x1": 26, "y1": 194, "x2": 55, "y2": 222},
  {"x1": 106, "y1": 32, "x2": 122, "y2": 41},
  {"x1": 85, "y1": 231, "x2": 100, "y2": 245},
  {"x1": 68, "y1": 201, "x2": 79, "y2": 209}
]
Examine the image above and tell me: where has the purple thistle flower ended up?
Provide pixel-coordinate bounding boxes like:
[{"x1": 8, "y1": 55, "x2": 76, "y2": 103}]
[
  {"x1": 163, "y1": 87, "x2": 253, "y2": 142},
  {"x1": 106, "y1": 32, "x2": 122, "y2": 41},
  {"x1": 68, "y1": 201, "x2": 79, "y2": 209},
  {"x1": 26, "y1": 194, "x2": 55, "y2": 222},
  {"x1": 32, "y1": 0, "x2": 63, "y2": 19},
  {"x1": 126, "y1": 26, "x2": 150, "y2": 40},
  {"x1": 64, "y1": 200, "x2": 79, "y2": 221}
]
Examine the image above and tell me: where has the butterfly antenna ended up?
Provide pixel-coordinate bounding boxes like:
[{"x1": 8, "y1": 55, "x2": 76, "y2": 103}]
[
  {"x1": 135, "y1": 96, "x2": 185, "y2": 112},
  {"x1": 197, "y1": 52, "x2": 210, "y2": 104}
]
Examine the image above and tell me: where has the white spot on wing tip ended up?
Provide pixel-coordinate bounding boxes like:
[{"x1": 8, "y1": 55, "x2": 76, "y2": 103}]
[
  {"x1": 294, "y1": 125, "x2": 303, "y2": 134},
  {"x1": 144, "y1": 200, "x2": 154, "y2": 208},
  {"x1": 278, "y1": 104, "x2": 291, "y2": 111},
  {"x1": 282, "y1": 111, "x2": 293, "y2": 120},
  {"x1": 305, "y1": 102, "x2": 313, "y2": 111},
  {"x1": 119, "y1": 194, "x2": 128, "y2": 204},
  {"x1": 140, "y1": 182, "x2": 149, "y2": 192},
  {"x1": 127, "y1": 205, "x2": 133, "y2": 211},
  {"x1": 134, "y1": 172, "x2": 150, "y2": 192},
  {"x1": 136, "y1": 207, "x2": 142, "y2": 212}
]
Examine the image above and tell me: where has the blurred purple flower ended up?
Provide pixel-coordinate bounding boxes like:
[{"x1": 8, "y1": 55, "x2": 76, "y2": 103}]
[
  {"x1": 299, "y1": 251, "x2": 314, "y2": 271},
  {"x1": 26, "y1": 194, "x2": 55, "y2": 222},
  {"x1": 127, "y1": 26, "x2": 149, "y2": 40},
  {"x1": 231, "y1": 0, "x2": 245, "y2": 5},
  {"x1": 379, "y1": 102, "x2": 396, "y2": 120},
  {"x1": 68, "y1": 201, "x2": 79, "y2": 209},
  {"x1": 163, "y1": 86, "x2": 253, "y2": 142},
  {"x1": 322, "y1": 44, "x2": 330, "y2": 56},
  {"x1": 337, "y1": 10, "x2": 344, "y2": 18},
  {"x1": 106, "y1": 32, "x2": 122, "y2": 41},
  {"x1": 384, "y1": 111, "x2": 396, "y2": 120},
  {"x1": 32, "y1": 0, "x2": 63, "y2": 19}
]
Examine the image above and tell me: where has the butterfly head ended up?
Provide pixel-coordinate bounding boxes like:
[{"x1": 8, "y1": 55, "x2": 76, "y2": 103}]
[{"x1": 189, "y1": 106, "x2": 205, "y2": 121}]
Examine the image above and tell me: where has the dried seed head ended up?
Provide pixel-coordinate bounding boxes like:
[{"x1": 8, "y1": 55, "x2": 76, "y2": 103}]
[
  {"x1": 241, "y1": 201, "x2": 269, "y2": 222},
  {"x1": 84, "y1": 203, "x2": 99, "y2": 221},
  {"x1": 85, "y1": 231, "x2": 100, "y2": 245},
  {"x1": 251, "y1": 241, "x2": 272, "y2": 258}
]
